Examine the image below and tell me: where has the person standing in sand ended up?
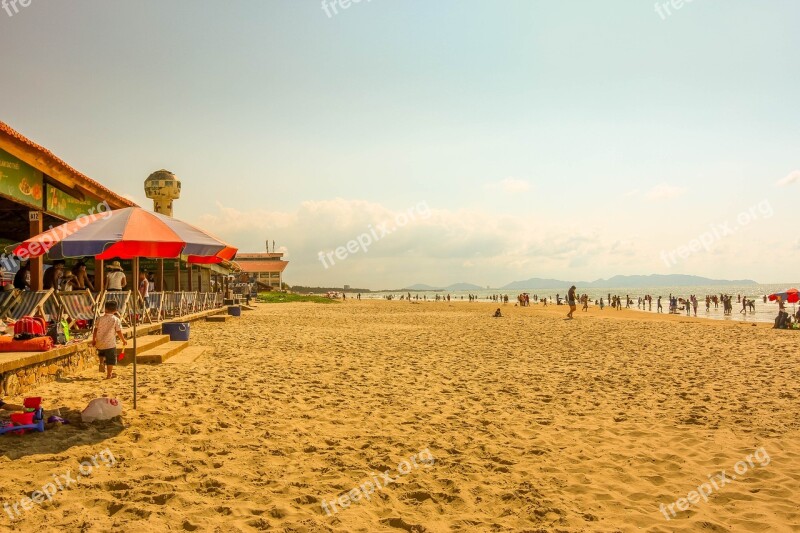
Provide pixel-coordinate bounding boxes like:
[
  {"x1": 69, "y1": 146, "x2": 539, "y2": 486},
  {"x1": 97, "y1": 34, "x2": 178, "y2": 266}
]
[{"x1": 566, "y1": 286, "x2": 577, "y2": 319}]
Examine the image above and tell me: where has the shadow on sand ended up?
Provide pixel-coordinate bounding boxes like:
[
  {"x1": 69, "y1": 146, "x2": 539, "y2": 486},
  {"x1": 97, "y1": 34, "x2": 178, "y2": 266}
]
[{"x1": 0, "y1": 406, "x2": 124, "y2": 460}]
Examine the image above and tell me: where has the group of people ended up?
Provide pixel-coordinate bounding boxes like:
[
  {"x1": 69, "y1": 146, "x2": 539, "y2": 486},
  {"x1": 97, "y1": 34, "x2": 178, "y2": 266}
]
[
  {"x1": 8, "y1": 259, "x2": 156, "y2": 300},
  {"x1": 774, "y1": 297, "x2": 800, "y2": 329}
]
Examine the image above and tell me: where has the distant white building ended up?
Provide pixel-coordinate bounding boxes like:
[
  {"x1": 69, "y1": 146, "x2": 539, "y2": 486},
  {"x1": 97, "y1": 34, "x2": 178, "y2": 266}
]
[{"x1": 235, "y1": 252, "x2": 288, "y2": 290}]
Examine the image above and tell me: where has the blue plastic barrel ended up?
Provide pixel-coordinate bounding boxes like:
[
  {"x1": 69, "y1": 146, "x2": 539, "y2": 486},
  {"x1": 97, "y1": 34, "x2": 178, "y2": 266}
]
[
  {"x1": 162, "y1": 322, "x2": 190, "y2": 341},
  {"x1": 228, "y1": 306, "x2": 241, "y2": 317}
]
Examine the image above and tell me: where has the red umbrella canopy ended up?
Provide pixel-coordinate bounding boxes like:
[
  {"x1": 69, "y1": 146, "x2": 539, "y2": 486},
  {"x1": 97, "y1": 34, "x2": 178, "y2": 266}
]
[
  {"x1": 13, "y1": 207, "x2": 237, "y2": 262},
  {"x1": 768, "y1": 288, "x2": 799, "y2": 304}
]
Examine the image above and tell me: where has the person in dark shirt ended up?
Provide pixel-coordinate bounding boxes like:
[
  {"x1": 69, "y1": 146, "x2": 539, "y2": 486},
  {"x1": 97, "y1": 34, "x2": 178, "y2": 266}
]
[
  {"x1": 43, "y1": 260, "x2": 65, "y2": 291},
  {"x1": 13, "y1": 263, "x2": 30, "y2": 290},
  {"x1": 566, "y1": 285, "x2": 577, "y2": 319}
]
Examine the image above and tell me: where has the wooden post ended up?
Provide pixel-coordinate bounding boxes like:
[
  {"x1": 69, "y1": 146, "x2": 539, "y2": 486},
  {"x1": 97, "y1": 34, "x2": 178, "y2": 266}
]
[
  {"x1": 132, "y1": 257, "x2": 139, "y2": 410},
  {"x1": 175, "y1": 260, "x2": 181, "y2": 291},
  {"x1": 187, "y1": 263, "x2": 193, "y2": 291},
  {"x1": 96, "y1": 259, "x2": 105, "y2": 292},
  {"x1": 159, "y1": 259, "x2": 164, "y2": 291},
  {"x1": 28, "y1": 210, "x2": 43, "y2": 290}
]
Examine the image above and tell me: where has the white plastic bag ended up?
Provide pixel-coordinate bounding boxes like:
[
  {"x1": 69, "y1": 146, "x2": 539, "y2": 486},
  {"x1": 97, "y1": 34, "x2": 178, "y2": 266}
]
[{"x1": 81, "y1": 398, "x2": 123, "y2": 422}]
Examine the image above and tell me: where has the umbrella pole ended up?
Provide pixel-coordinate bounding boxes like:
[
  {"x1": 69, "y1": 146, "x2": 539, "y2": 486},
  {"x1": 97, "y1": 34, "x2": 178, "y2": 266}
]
[{"x1": 133, "y1": 257, "x2": 138, "y2": 410}]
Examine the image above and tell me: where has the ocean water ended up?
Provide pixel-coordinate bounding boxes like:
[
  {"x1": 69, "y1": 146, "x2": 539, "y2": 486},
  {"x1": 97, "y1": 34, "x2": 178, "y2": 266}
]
[{"x1": 361, "y1": 284, "x2": 800, "y2": 324}]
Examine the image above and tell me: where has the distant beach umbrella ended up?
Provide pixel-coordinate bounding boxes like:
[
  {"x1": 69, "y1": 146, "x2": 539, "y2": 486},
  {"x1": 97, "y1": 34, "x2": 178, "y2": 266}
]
[{"x1": 768, "y1": 288, "x2": 799, "y2": 304}]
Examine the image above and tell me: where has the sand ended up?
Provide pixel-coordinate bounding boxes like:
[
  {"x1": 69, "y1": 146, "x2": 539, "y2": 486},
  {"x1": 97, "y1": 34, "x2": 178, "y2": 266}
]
[{"x1": 1, "y1": 300, "x2": 799, "y2": 532}]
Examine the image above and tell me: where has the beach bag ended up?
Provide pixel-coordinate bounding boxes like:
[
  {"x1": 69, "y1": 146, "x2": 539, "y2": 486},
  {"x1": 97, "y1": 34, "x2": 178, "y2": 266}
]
[
  {"x1": 47, "y1": 320, "x2": 69, "y2": 345},
  {"x1": 81, "y1": 398, "x2": 122, "y2": 423},
  {"x1": 13, "y1": 316, "x2": 46, "y2": 340}
]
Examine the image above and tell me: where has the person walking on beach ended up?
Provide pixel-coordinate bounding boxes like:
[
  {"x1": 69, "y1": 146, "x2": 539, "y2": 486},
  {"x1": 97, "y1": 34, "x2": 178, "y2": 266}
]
[
  {"x1": 599, "y1": 298, "x2": 604, "y2": 310},
  {"x1": 692, "y1": 296, "x2": 698, "y2": 317},
  {"x1": 91, "y1": 300, "x2": 127, "y2": 380},
  {"x1": 657, "y1": 296, "x2": 663, "y2": 313},
  {"x1": 566, "y1": 286, "x2": 577, "y2": 319}
]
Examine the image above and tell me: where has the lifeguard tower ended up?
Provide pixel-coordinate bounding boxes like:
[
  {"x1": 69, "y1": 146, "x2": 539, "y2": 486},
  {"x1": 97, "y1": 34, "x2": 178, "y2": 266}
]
[{"x1": 144, "y1": 169, "x2": 181, "y2": 216}]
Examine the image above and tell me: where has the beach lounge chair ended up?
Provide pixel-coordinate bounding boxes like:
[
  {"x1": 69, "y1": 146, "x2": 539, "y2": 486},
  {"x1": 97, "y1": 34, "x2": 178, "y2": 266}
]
[
  {"x1": 44, "y1": 296, "x2": 64, "y2": 322},
  {"x1": 2, "y1": 290, "x2": 54, "y2": 321},
  {"x1": 160, "y1": 291, "x2": 175, "y2": 319},
  {"x1": 145, "y1": 292, "x2": 164, "y2": 323},
  {"x1": 162, "y1": 291, "x2": 184, "y2": 319},
  {"x1": 0, "y1": 289, "x2": 19, "y2": 318},
  {"x1": 183, "y1": 291, "x2": 199, "y2": 314},
  {"x1": 133, "y1": 291, "x2": 152, "y2": 325},
  {"x1": 97, "y1": 291, "x2": 132, "y2": 327},
  {"x1": 56, "y1": 290, "x2": 97, "y2": 328}
]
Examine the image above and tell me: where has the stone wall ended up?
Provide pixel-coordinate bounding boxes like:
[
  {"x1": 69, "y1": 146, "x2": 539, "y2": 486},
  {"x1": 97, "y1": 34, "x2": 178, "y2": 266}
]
[{"x1": 1, "y1": 343, "x2": 96, "y2": 396}]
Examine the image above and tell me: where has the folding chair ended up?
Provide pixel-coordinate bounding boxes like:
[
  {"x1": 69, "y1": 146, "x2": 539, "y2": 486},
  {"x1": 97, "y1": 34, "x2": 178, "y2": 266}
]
[
  {"x1": 163, "y1": 291, "x2": 184, "y2": 319},
  {"x1": 2, "y1": 290, "x2": 54, "y2": 321},
  {"x1": 183, "y1": 291, "x2": 199, "y2": 314},
  {"x1": 146, "y1": 292, "x2": 164, "y2": 323},
  {"x1": 56, "y1": 290, "x2": 97, "y2": 329},
  {"x1": 44, "y1": 296, "x2": 65, "y2": 322},
  {"x1": 134, "y1": 291, "x2": 153, "y2": 325},
  {"x1": 0, "y1": 289, "x2": 20, "y2": 318},
  {"x1": 97, "y1": 291, "x2": 132, "y2": 327},
  {"x1": 160, "y1": 291, "x2": 175, "y2": 320}
]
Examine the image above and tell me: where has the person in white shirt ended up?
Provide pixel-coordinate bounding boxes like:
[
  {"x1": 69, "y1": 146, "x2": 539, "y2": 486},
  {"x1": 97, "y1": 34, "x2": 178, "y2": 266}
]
[
  {"x1": 105, "y1": 261, "x2": 126, "y2": 291},
  {"x1": 91, "y1": 300, "x2": 127, "y2": 379}
]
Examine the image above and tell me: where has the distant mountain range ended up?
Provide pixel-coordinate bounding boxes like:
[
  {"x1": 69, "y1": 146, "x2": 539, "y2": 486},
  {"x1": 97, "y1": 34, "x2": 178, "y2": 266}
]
[
  {"x1": 402, "y1": 275, "x2": 758, "y2": 291},
  {"x1": 402, "y1": 282, "x2": 484, "y2": 291}
]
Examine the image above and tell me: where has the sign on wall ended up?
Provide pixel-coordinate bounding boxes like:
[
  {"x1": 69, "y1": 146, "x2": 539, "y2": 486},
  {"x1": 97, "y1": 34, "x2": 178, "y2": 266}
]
[
  {"x1": 0, "y1": 148, "x2": 44, "y2": 209},
  {"x1": 46, "y1": 184, "x2": 100, "y2": 220}
]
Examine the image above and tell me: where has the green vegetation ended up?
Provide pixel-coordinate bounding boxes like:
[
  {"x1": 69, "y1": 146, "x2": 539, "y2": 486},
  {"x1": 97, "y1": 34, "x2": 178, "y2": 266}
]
[{"x1": 257, "y1": 292, "x2": 339, "y2": 304}]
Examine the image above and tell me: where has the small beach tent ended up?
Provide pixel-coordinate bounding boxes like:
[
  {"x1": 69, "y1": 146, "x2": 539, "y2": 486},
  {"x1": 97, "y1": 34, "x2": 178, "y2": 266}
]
[{"x1": 14, "y1": 207, "x2": 237, "y2": 409}]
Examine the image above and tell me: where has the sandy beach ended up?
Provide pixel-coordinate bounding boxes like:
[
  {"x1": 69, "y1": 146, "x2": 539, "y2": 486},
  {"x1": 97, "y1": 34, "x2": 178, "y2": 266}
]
[{"x1": 1, "y1": 301, "x2": 799, "y2": 532}]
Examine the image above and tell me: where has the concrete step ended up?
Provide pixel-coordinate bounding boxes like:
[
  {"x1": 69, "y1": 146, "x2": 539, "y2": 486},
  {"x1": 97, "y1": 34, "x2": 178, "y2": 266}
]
[
  {"x1": 206, "y1": 315, "x2": 230, "y2": 323},
  {"x1": 241, "y1": 305, "x2": 256, "y2": 311},
  {"x1": 163, "y1": 345, "x2": 211, "y2": 364},
  {"x1": 136, "y1": 340, "x2": 189, "y2": 364},
  {"x1": 118, "y1": 334, "x2": 170, "y2": 358}
]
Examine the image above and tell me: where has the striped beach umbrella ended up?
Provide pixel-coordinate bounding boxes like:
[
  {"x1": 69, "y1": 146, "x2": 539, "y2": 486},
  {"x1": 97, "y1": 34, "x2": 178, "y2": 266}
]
[{"x1": 13, "y1": 207, "x2": 236, "y2": 262}]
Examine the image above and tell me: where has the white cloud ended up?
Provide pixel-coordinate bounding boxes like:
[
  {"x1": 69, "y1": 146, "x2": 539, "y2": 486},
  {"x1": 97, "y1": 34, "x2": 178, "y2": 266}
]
[
  {"x1": 645, "y1": 183, "x2": 687, "y2": 201},
  {"x1": 485, "y1": 177, "x2": 532, "y2": 193},
  {"x1": 193, "y1": 199, "x2": 656, "y2": 288},
  {"x1": 776, "y1": 170, "x2": 800, "y2": 187}
]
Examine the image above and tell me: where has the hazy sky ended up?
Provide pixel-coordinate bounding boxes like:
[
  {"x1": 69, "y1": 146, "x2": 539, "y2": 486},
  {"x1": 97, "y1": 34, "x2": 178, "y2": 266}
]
[{"x1": 1, "y1": 1, "x2": 798, "y2": 288}]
